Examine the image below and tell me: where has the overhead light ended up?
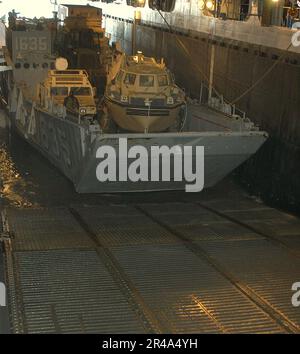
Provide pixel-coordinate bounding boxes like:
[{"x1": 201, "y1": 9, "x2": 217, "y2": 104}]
[{"x1": 206, "y1": 1, "x2": 214, "y2": 10}]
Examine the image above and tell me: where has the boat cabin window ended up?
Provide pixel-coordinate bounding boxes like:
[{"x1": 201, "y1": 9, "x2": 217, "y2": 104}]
[
  {"x1": 139, "y1": 75, "x2": 154, "y2": 87},
  {"x1": 70, "y1": 87, "x2": 92, "y2": 96},
  {"x1": 126, "y1": 0, "x2": 146, "y2": 7},
  {"x1": 116, "y1": 70, "x2": 124, "y2": 83},
  {"x1": 51, "y1": 87, "x2": 68, "y2": 96},
  {"x1": 158, "y1": 74, "x2": 168, "y2": 87},
  {"x1": 143, "y1": 57, "x2": 153, "y2": 63},
  {"x1": 124, "y1": 73, "x2": 136, "y2": 85}
]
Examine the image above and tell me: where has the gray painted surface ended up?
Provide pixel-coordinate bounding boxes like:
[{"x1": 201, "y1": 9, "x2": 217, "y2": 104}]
[
  {"x1": 9, "y1": 101, "x2": 267, "y2": 193},
  {"x1": 101, "y1": 3, "x2": 300, "y2": 54}
]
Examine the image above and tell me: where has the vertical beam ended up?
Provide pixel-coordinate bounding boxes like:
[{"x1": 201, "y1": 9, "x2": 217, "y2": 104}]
[
  {"x1": 208, "y1": 17, "x2": 216, "y2": 102},
  {"x1": 247, "y1": 0, "x2": 261, "y2": 25},
  {"x1": 208, "y1": 44, "x2": 215, "y2": 102},
  {"x1": 261, "y1": 0, "x2": 272, "y2": 26},
  {"x1": 131, "y1": 10, "x2": 141, "y2": 55}
]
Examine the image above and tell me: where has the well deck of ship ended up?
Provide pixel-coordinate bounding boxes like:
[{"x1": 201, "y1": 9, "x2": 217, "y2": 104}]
[{"x1": 1, "y1": 189, "x2": 300, "y2": 333}]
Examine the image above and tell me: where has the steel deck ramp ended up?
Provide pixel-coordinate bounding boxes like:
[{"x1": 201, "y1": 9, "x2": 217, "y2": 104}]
[
  {"x1": 2, "y1": 198, "x2": 300, "y2": 333},
  {"x1": 11, "y1": 250, "x2": 147, "y2": 333}
]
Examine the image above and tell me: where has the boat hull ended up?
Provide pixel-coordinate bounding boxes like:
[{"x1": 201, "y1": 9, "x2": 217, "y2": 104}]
[
  {"x1": 8, "y1": 99, "x2": 267, "y2": 193},
  {"x1": 105, "y1": 97, "x2": 182, "y2": 133}
]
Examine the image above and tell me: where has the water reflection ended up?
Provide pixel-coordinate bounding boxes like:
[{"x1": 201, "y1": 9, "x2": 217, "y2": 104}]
[{"x1": 0, "y1": 143, "x2": 36, "y2": 208}]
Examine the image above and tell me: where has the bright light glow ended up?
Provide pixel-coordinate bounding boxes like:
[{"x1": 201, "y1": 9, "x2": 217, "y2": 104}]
[
  {"x1": 0, "y1": 0, "x2": 87, "y2": 20},
  {"x1": 206, "y1": 1, "x2": 214, "y2": 10}
]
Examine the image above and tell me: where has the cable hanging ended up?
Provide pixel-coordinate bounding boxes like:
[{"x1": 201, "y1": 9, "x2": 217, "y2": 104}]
[{"x1": 156, "y1": 9, "x2": 295, "y2": 106}]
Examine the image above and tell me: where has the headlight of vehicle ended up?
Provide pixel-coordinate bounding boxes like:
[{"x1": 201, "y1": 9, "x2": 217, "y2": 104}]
[
  {"x1": 79, "y1": 108, "x2": 87, "y2": 114},
  {"x1": 167, "y1": 97, "x2": 174, "y2": 105},
  {"x1": 121, "y1": 95, "x2": 128, "y2": 103}
]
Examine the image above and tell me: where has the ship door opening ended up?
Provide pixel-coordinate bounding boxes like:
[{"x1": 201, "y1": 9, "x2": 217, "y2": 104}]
[
  {"x1": 148, "y1": 0, "x2": 176, "y2": 12},
  {"x1": 240, "y1": 0, "x2": 250, "y2": 21}
]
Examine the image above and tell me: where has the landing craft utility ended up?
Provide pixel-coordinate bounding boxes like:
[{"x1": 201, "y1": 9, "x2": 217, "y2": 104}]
[{"x1": 0, "y1": 5, "x2": 268, "y2": 193}]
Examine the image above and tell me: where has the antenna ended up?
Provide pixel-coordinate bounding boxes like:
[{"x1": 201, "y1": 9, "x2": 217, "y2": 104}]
[{"x1": 50, "y1": 0, "x2": 58, "y2": 21}]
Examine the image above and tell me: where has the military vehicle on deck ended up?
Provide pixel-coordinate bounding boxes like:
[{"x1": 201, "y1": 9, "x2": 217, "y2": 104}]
[
  {"x1": 37, "y1": 58, "x2": 97, "y2": 124},
  {"x1": 104, "y1": 51, "x2": 186, "y2": 133},
  {"x1": 57, "y1": 4, "x2": 112, "y2": 95}
]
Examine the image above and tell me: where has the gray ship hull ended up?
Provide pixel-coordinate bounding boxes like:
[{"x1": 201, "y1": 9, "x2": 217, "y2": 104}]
[{"x1": 9, "y1": 101, "x2": 267, "y2": 193}]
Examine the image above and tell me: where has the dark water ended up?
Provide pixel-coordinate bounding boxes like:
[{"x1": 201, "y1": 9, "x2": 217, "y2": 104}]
[{"x1": 236, "y1": 137, "x2": 300, "y2": 216}]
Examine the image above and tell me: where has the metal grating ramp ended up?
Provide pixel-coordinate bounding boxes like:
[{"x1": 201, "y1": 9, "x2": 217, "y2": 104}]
[
  {"x1": 199, "y1": 198, "x2": 300, "y2": 238},
  {"x1": 75, "y1": 205, "x2": 179, "y2": 246},
  {"x1": 3, "y1": 200, "x2": 300, "y2": 334},
  {"x1": 137, "y1": 201, "x2": 300, "y2": 332},
  {"x1": 275, "y1": 235, "x2": 300, "y2": 254},
  {"x1": 74, "y1": 205, "x2": 285, "y2": 333},
  {"x1": 3, "y1": 207, "x2": 150, "y2": 334},
  {"x1": 110, "y1": 244, "x2": 283, "y2": 333},
  {"x1": 140, "y1": 202, "x2": 263, "y2": 242},
  {"x1": 199, "y1": 239, "x2": 300, "y2": 331},
  {"x1": 6, "y1": 208, "x2": 93, "y2": 251},
  {"x1": 10, "y1": 249, "x2": 146, "y2": 333}
]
